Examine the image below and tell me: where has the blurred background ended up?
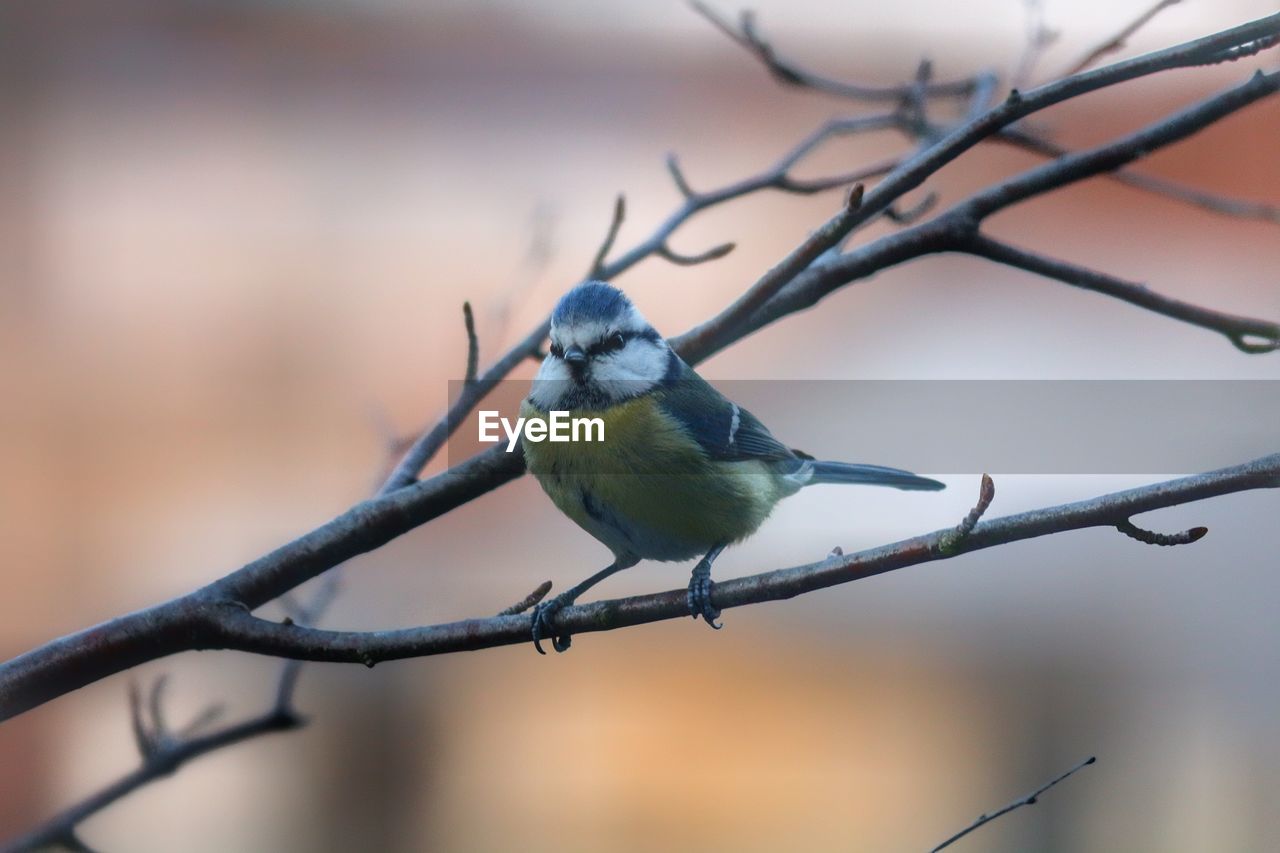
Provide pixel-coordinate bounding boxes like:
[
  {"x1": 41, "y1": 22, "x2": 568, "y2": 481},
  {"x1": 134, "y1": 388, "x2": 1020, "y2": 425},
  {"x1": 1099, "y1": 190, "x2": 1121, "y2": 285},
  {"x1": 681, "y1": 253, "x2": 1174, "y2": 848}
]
[{"x1": 2, "y1": 0, "x2": 1278, "y2": 850}]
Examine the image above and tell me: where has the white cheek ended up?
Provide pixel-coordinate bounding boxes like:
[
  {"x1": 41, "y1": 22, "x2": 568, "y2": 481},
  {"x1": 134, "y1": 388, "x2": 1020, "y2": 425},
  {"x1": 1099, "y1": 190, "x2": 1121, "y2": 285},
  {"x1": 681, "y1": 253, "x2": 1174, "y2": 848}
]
[
  {"x1": 592, "y1": 341, "x2": 668, "y2": 396},
  {"x1": 529, "y1": 357, "x2": 571, "y2": 409}
]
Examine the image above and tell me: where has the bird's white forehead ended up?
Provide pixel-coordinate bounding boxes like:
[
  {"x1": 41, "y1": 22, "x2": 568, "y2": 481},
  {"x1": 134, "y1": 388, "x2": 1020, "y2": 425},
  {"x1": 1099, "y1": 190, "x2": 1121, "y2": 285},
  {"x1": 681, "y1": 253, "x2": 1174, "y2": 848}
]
[{"x1": 550, "y1": 303, "x2": 649, "y2": 349}]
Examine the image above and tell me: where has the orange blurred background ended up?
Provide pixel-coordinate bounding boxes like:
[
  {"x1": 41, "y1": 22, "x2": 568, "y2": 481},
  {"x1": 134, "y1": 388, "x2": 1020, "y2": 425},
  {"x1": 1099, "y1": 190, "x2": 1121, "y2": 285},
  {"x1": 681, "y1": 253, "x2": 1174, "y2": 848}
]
[{"x1": 1, "y1": 0, "x2": 1278, "y2": 850}]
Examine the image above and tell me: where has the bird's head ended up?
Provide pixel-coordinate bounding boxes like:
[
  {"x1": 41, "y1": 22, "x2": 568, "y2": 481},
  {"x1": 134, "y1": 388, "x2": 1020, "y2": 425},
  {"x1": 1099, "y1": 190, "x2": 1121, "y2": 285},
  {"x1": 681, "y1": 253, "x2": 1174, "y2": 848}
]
[{"x1": 529, "y1": 281, "x2": 673, "y2": 410}]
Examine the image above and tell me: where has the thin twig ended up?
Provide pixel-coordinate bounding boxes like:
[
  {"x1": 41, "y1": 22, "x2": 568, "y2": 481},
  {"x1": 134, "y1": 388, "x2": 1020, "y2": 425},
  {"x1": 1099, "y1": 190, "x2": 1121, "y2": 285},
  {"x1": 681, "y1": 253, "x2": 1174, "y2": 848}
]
[
  {"x1": 1116, "y1": 517, "x2": 1208, "y2": 546},
  {"x1": 126, "y1": 680, "x2": 152, "y2": 758},
  {"x1": 1012, "y1": 0, "x2": 1060, "y2": 90},
  {"x1": 691, "y1": 0, "x2": 982, "y2": 102},
  {"x1": 497, "y1": 581, "x2": 554, "y2": 616},
  {"x1": 1060, "y1": 0, "x2": 1183, "y2": 78},
  {"x1": 655, "y1": 240, "x2": 737, "y2": 266},
  {"x1": 588, "y1": 194, "x2": 627, "y2": 278},
  {"x1": 937, "y1": 474, "x2": 995, "y2": 554},
  {"x1": 963, "y1": 235, "x2": 1280, "y2": 354},
  {"x1": 776, "y1": 166, "x2": 892, "y2": 195},
  {"x1": 997, "y1": 127, "x2": 1280, "y2": 225},
  {"x1": 462, "y1": 302, "x2": 479, "y2": 385},
  {"x1": 666, "y1": 154, "x2": 696, "y2": 200},
  {"x1": 930, "y1": 756, "x2": 1097, "y2": 851},
  {"x1": 884, "y1": 191, "x2": 939, "y2": 225}
]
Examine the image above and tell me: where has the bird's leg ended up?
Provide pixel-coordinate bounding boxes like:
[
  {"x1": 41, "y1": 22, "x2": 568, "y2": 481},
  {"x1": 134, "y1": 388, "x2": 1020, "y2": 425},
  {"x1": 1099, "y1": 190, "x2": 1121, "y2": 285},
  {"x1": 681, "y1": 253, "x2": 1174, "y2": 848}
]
[
  {"x1": 531, "y1": 559, "x2": 632, "y2": 654},
  {"x1": 687, "y1": 543, "x2": 727, "y2": 629}
]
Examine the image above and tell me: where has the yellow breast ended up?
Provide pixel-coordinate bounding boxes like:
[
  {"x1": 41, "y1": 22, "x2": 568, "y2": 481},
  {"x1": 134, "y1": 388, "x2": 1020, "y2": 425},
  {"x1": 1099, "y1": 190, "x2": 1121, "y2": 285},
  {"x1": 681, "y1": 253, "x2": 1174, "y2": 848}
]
[{"x1": 521, "y1": 396, "x2": 781, "y2": 561}]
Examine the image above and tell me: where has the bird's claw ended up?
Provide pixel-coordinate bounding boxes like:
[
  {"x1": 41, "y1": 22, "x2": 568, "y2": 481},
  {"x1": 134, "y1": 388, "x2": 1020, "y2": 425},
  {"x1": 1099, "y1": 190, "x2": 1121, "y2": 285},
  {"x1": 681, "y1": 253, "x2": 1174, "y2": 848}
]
[
  {"x1": 531, "y1": 596, "x2": 574, "y2": 654},
  {"x1": 687, "y1": 561, "x2": 722, "y2": 630}
]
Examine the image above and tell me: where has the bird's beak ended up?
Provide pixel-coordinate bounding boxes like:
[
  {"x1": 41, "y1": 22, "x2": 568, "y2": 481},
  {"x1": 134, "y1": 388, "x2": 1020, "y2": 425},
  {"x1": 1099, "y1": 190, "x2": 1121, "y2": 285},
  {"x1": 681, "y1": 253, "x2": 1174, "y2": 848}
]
[{"x1": 563, "y1": 345, "x2": 587, "y2": 366}]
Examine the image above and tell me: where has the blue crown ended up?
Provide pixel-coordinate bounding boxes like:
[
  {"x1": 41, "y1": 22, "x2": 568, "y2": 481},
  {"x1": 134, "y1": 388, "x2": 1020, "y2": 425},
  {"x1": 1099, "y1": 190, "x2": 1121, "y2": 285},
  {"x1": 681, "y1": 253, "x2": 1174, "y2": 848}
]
[{"x1": 552, "y1": 281, "x2": 631, "y2": 326}]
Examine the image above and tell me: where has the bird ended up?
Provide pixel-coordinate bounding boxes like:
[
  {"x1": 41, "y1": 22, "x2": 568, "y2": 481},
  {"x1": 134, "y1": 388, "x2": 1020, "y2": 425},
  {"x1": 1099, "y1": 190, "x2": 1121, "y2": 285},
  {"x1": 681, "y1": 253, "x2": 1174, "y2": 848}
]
[{"x1": 520, "y1": 281, "x2": 943, "y2": 653}]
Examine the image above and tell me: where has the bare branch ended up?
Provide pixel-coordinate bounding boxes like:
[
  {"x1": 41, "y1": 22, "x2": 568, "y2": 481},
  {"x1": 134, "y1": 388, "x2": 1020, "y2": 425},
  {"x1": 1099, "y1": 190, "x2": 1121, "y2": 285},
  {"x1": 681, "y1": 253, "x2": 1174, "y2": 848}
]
[
  {"x1": 1, "y1": 704, "x2": 304, "y2": 853},
  {"x1": 1103, "y1": 169, "x2": 1280, "y2": 224},
  {"x1": 686, "y1": 18, "x2": 1280, "y2": 353},
  {"x1": 675, "y1": 183, "x2": 867, "y2": 363},
  {"x1": 705, "y1": 67, "x2": 1280, "y2": 364},
  {"x1": 6, "y1": 573, "x2": 342, "y2": 851},
  {"x1": 963, "y1": 236, "x2": 1280, "y2": 354},
  {"x1": 997, "y1": 127, "x2": 1280, "y2": 225},
  {"x1": 1060, "y1": 0, "x2": 1183, "y2": 78},
  {"x1": 704, "y1": 1, "x2": 1279, "y2": 225},
  {"x1": 161, "y1": 454, "x2": 1280, "y2": 666},
  {"x1": 1202, "y1": 33, "x2": 1280, "y2": 65},
  {"x1": 690, "y1": 0, "x2": 983, "y2": 102},
  {"x1": 960, "y1": 72, "x2": 1279, "y2": 221},
  {"x1": 930, "y1": 756, "x2": 1097, "y2": 851},
  {"x1": 729, "y1": 14, "x2": 1280, "y2": 304}
]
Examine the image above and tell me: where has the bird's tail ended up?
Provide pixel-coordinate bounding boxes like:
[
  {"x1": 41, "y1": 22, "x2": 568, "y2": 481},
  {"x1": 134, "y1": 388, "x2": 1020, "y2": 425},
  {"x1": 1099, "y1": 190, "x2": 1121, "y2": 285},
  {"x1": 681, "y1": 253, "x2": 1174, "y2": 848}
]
[{"x1": 808, "y1": 461, "x2": 944, "y2": 491}]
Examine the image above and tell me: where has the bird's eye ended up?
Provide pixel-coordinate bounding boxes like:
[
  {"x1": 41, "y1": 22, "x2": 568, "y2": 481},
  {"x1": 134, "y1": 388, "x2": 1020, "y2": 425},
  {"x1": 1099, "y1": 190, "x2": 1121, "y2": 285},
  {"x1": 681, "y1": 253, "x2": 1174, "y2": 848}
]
[
  {"x1": 603, "y1": 332, "x2": 626, "y2": 352},
  {"x1": 549, "y1": 342, "x2": 564, "y2": 359}
]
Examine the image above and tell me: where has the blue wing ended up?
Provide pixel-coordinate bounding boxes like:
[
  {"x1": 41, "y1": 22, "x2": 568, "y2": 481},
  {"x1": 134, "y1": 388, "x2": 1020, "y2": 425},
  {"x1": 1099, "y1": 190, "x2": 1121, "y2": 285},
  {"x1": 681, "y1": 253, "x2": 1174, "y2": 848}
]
[
  {"x1": 653, "y1": 357, "x2": 798, "y2": 465},
  {"x1": 652, "y1": 354, "x2": 942, "y2": 492}
]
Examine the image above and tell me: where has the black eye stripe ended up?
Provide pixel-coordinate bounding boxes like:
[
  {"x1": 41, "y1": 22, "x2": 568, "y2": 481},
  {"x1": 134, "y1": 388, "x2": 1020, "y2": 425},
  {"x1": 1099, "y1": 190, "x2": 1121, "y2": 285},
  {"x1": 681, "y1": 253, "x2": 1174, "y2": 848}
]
[
  {"x1": 587, "y1": 331, "x2": 629, "y2": 356},
  {"x1": 553, "y1": 328, "x2": 656, "y2": 359}
]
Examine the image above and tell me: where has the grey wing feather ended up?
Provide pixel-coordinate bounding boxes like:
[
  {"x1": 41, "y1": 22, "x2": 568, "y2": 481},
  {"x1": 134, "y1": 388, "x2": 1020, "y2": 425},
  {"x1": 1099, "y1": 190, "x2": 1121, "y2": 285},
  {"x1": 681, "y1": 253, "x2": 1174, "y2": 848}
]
[{"x1": 654, "y1": 360, "x2": 797, "y2": 465}]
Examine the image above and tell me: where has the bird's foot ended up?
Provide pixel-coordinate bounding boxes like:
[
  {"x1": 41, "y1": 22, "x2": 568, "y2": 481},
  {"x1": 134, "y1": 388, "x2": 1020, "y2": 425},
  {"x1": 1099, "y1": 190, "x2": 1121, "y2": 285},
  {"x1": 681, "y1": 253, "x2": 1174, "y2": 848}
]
[
  {"x1": 530, "y1": 592, "x2": 576, "y2": 654},
  {"x1": 687, "y1": 559, "x2": 722, "y2": 629}
]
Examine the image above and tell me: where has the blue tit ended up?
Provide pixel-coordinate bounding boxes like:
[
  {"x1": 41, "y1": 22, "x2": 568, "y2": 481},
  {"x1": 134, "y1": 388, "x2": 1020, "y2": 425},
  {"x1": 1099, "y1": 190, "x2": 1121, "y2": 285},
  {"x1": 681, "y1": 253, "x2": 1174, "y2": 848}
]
[{"x1": 520, "y1": 281, "x2": 943, "y2": 653}]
